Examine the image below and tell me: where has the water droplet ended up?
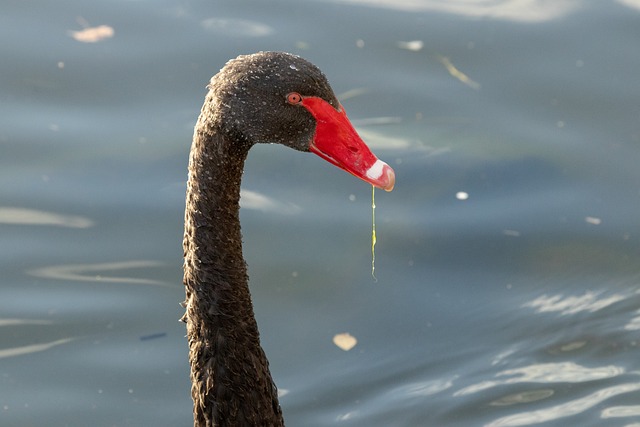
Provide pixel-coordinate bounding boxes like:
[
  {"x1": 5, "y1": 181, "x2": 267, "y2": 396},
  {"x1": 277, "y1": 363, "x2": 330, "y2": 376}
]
[
  {"x1": 456, "y1": 191, "x2": 469, "y2": 200},
  {"x1": 585, "y1": 216, "x2": 601, "y2": 225},
  {"x1": 289, "y1": 64, "x2": 298, "y2": 70}
]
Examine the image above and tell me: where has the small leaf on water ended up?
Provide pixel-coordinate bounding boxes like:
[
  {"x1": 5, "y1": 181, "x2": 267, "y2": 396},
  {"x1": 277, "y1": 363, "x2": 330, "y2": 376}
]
[
  {"x1": 333, "y1": 333, "x2": 357, "y2": 351},
  {"x1": 69, "y1": 25, "x2": 114, "y2": 43}
]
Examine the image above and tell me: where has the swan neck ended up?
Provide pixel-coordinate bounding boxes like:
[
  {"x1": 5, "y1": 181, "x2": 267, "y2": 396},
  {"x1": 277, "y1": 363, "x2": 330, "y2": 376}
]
[{"x1": 182, "y1": 114, "x2": 283, "y2": 426}]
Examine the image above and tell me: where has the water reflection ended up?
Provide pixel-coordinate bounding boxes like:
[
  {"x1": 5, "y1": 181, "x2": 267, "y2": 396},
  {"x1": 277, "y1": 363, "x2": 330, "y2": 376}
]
[
  {"x1": 0, "y1": 319, "x2": 52, "y2": 327},
  {"x1": 240, "y1": 189, "x2": 302, "y2": 215},
  {"x1": 391, "y1": 376, "x2": 457, "y2": 398},
  {"x1": 490, "y1": 389, "x2": 555, "y2": 406},
  {"x1": 617, "y1": 0, "x2": 640, "y2": 11},
  {"x1": 200, "y1": 18, "x2": 273, "y2": 37},
  {"x1": 28, "y1": 260, "x2": 169, "y2": 286},
  {"x1": 357, "y1": 128, "x2": 412, "y2": 151},
  {"x1": 0, "y1": 207, "x2": 93, "y2": 228},
  {"x1": 324, "y1": 0, "x2": 579, "y2": 22},
  {"x1": 485, "y1": 382, "x2": 640, "y2": 427},
  {"x1": 624, "y1": 310, "x2": 640, "y2": 331},
  {"x1": 601, "y1": 404, "x2": 640, "y2": 418},
  {"x1": 455, "y1": 362, "x2": 625, "y2": 396},
  {"x1": 523, "y1": 291, "x2": 627, "y2": 315},
  {"x1": 0, "y1": 337, "x2": 75, "y2": 359},
  {"x1": 455, "y1": 361, "x2": 640, "y2": 426}
]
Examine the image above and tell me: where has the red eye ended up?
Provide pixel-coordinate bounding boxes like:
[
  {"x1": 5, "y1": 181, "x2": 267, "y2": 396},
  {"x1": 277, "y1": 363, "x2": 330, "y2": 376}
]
[{"x1": 286, "y1": 92, "x2": 302, "y2": 104}]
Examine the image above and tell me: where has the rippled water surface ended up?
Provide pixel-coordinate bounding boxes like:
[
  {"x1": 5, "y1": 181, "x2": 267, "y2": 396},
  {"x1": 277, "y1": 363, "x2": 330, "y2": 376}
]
[{"x1": 2, "y1": 1, "x2": 640, "y2": 426}]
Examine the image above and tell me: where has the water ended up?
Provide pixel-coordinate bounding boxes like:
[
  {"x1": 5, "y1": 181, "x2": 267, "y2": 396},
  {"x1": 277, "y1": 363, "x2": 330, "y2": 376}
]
[{"x1": 2, "y1": 1, "x2": 640, "y2": 426}]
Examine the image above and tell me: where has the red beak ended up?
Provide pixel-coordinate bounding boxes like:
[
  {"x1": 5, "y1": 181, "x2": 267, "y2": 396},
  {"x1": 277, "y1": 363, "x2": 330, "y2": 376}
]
[{"x1": 301, "y1": 97, "x2": 395, "y2": 192}]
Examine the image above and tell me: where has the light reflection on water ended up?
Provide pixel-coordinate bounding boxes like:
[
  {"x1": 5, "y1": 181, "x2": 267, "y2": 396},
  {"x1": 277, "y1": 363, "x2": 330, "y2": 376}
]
[
  {"x1": 0, "y1": 337, "x2": 76, "y2": 359},
  {"x1": 27, "y1": 260, "x2": 169, "y2": 286},
  {"x1": 0, "y1": 207, "x2": 93, "y2": 228},
  {"x1": 523, "y1": 291, "x2": 629, "y2": 315},
  {"x1": 485, "y1": 382, "x2": 640, "y2": 427},
  {"x1": 455, "y1": 362, "x2": 626, "y2": 396},
  {"x1": 321, "y1": 0, "x2": 580, "y2": 22}
]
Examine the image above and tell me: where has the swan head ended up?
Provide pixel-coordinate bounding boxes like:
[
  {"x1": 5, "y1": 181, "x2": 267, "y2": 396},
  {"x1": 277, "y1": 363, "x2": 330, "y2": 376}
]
[{"x1": 208, "y1": 51, "x2": 395, "y2": 192}]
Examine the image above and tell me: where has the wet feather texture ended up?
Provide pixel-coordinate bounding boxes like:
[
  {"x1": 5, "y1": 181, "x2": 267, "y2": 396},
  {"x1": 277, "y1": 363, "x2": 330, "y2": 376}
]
[{"x1": 182, "y1": 51, "x2": 393, "y2": 426}]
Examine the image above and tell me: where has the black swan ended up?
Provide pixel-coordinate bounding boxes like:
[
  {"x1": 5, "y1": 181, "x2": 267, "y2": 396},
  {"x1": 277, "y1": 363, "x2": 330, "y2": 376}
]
[{"x1": 182, "y1": 51, "x2": 395, "y2": 426}]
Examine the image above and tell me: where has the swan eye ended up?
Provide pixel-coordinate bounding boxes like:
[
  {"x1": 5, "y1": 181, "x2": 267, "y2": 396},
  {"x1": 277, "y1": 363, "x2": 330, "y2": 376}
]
[{"x1": 286, "y1": 92, "x2": 302, "y2": 105}]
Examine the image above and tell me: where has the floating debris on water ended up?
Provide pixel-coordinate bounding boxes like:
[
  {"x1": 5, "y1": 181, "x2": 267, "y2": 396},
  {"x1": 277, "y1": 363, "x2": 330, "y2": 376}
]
[
  {"x1": 398, "y1": 40, "x2": 424, "y2": 51},
  {"x1": 436, "y1": 54, "x2": 481, "y2": 90},
  {"x1": 333, "y1": 332, "x2": 357, "y2": 351}
]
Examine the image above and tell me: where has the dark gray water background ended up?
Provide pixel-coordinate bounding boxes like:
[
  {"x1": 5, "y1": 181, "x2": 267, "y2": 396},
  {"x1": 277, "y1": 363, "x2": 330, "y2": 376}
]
[{"x1": 2, "y1": 1, "x2": 640, "y2": 426}]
